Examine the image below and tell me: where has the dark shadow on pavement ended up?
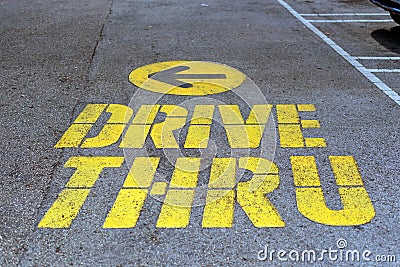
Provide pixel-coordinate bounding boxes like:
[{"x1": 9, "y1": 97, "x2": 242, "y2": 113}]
[{"x1": 371, "y1": 26, "x2": 400, "y2": 54}]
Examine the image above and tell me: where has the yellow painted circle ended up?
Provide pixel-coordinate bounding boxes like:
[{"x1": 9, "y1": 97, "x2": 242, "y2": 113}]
[{"x1": 129, "y1": 61, "x2": 246, "y2": 96}]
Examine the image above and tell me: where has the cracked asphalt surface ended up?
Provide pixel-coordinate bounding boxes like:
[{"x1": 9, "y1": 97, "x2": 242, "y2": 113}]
[{"x1": 1, "y1": 0, "x2": 399, "y2": 265}]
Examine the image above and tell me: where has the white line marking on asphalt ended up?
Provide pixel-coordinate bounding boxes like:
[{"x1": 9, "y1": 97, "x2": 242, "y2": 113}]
[
  {"x1": 276, "y1": 0, "x2": 400, "y2": 106},
  {"x1": 367, "y1": 69, "x2": 400, "y2": 73},
  {"x1": 307, "y1": 19, "x2": 393, "y2": 23},
  {"x1": 355, "y1": 57, "x2": 400, "y2": 60},
  {"x1": 299, "y1": 13, "x2": 389, "y2": 17},
  {"x1": 300, "y1": 13, "x2": 389, "y2": 16}
]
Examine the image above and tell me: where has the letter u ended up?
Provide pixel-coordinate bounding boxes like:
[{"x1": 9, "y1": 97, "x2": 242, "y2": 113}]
[{"x1": 291, "y1": 156, "x2": 375, "y2": 226}]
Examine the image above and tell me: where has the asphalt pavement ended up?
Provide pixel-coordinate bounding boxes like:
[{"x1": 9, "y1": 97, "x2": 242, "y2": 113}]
[{"x1": 1, "y1": 0, "x2": 399, "y2": 265}]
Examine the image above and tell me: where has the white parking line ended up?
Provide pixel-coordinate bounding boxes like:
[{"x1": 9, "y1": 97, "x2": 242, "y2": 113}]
[
  {"x1": 368, "y1": 69, "x2": 400, "y2": 73},
  {"x1": 276, "y1": 0, "x2": 400, "y2": 105},
  {"x1": 307, "y1": 19, "x2": 393, "y2": 23},
  {"x1": 355, "y1": 57, "x2": 400, "y2": 60},
  {"x1": 300, "y1": 13, "x2": 389, "y2": 16}
]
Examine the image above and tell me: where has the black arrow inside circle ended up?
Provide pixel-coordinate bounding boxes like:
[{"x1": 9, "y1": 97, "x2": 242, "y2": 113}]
[{"x1": 148, "y1": 66, "x2": 227, "y2": 88}]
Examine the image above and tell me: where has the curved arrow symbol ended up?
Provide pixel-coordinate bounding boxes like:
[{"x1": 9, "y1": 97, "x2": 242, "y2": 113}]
[{"x1": 148, "y1": 66, "x2": 227, "y2": 88}]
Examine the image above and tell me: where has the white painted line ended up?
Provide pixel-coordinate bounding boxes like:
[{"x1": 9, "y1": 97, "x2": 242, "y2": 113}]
[
  {"x1": 300, "y1": 13, "x2": 389, "y2": 17},
  {"x1": 368, "y1": 69, "x2": 400, "y2": 73},
  {"x1": 355, "y1": 57, "x2": 400, "y2": 60},
  {"x1": 276, "y1": 0, "x2": 400, "y2": 106},
  {"x1": 307, "y1": 19, "x2": 393, "y2": 23}
]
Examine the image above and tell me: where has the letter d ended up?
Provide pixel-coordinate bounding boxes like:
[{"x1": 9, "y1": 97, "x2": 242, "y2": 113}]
[{"x1": 258, "y1": 245, "x2": 269, "y2": 261}]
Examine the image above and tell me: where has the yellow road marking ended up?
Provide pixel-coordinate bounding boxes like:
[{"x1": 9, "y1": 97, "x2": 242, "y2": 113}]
[
  {"x1": 39, "y1": 155, "x2": 375, "y2": 228},
  {"x1": 203, "y1": 158, "x2": 236, "y2": 228},
  {"x1": 120, "y1": 124, "x2": 151, "y2": 148},
  {"x1": 80, "y1": 124, "x2": 126, "y2": 148},
  {"x1": 239, "y1": 157, "x2": 278, "y2": 175},
  {"x1": 224, "y1": 125, "x2": 266, "y2": 148},
  {"x1": 276, "y1": 104, "x2": 300, "y2": 124},
  {"x1": 160, "y1": 105, "x2": 188, "y2": 117},
  {"x1": 129, "y1": 61, "x2": 246, "y2": 96},
  {"x1": 155, "y1": 158, "x2": 201, "y2": 228},
  {"x1": 237, "y1": 158, "x2": 284, "y2": 227},
  {"x1": 245, "y1": 105, "x2": 273, "y2": 124},
  {"x1": 291, "y1": 156, "x2": 321, "y2": 187},
  {"x1": 301, "y1": 119, "x2": 320, "y2": 128},
  {"x1": 48, "y1": 101, "x2": 376, "y2": 229},
  {"x1": 39, "y1": 157, "x2": 124, "y2": 228},
  {"x1": 202, "y1": 190, "x2": 235, "y2": 228},
  {"x1": 219, "y1": 105, "x2": 271, "y2": 148},
  {"x1": 150, "y1": 182, "x2": 168, "y2": 195},
  {"x1": 237, "y1": 174, "x2": 285, "y2": 227},
  {"x1": 190, "y1": 105, "x2": 215, "y2": 125},
  {"x1": 123, "y1": 157, "x2": 160, "y2": 188},
  {"x1": 218, "y1": 105, "x2": 272, "y2": 124},
  {"x1": 208, "y1": 158, "x2": 236, "y2": 188},
  {"x1": 156, "y1": 190, "x2": 195, "y2": 228},
  {"x1": 278, "y1": 124, "x2": 304, "y2": 148},
  {"x1": 103, "y1": 189, "x2": 148, "y2": 228},
  {"x1": 105, "y1": 104, "x2": 134, "y2": 124},
  {"x1": 38, "y1": 189, "x2": 90, "y2": 228},
  {"x1": 296, "y1": 187, "x2": 375, "y2": 226},
  {"x1": 81, "y1": 104, "x2": 132, "y2": 148},
  {"x1": 297, "y1": 104, "x2": 316, "y2": 112},
  {"x1": 305, "y1": 137, "x2": 326, "y2": 148},
  {"x1": 184, "y1": 125, "x2": 211, "y2": 148},
  {"x1": 292, "y1": 156, "x2": 375, "y2": 226},
  {"x1": 54, "y1": 124, "x2": 93, "y2": 148},
  {"x1": 130, "y1": 105, "x2": 160, "y2": 124},
  {"x1": 65, "y1": 157, "x2": 124, "y2": 188},
  {"x1": 184, "y1": 105, "x2": 214, "y2": 148},
  {"x1": 73, "y1": 104, "x2": 107, "y2": 123},
  {"x1": 329, "y1": 156, "x2": 364, "y2": 186},
  {"x1": 55, "y1": 104, "x2": 133, "y2": 148},
  {"x1": 103, "y1": 157, "x2": 161, "y2": 228},
  {"x1": 170, "y1": 158, "x2": 201, "y2": 188},
  {"x1": 120, "y1": 105, "x2": 160, "y2": 148},
  {"x1": 149, "y1": 106, "x2": 187, "y2": 148},
  {"x1": 150, "y1": 117, "x2": 186, "y2": 148},
  {"x1": 219, "y1": 105, "x2": 248, "y2": 125},
  {"x1": 277, "y1": 104, "x2": 325, "y2": 148},
  {"x1": 55, "y1": 104, "x2": 106, "y2": 148},
  {"x1": 57, "y1": 103, "x2": 326, "y2": 149}
]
